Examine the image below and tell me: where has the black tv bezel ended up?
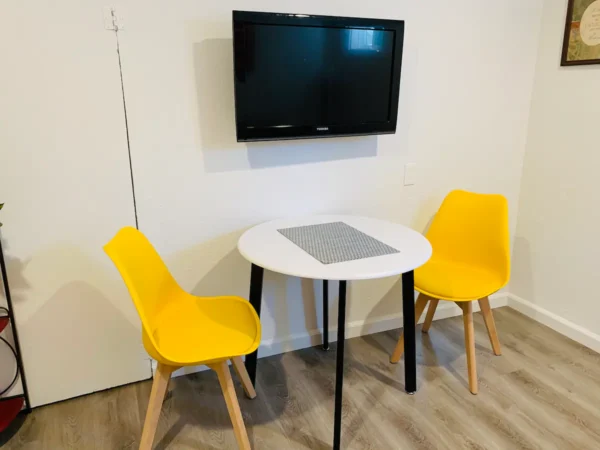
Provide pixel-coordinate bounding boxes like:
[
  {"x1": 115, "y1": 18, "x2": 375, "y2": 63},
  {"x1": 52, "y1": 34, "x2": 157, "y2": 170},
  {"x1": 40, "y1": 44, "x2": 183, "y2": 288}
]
[{"x1": 232, "y1": 10, "x2": 405, "y2": 143}]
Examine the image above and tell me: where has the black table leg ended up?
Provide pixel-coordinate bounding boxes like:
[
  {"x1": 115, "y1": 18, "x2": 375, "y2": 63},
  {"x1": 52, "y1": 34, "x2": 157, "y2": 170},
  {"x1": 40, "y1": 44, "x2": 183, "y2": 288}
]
[
  {"x1": 245, "y1": 263, "x2": 264, "y2": 392},
  {"x1": 402, "y1": 270, "x2": 417, "y2": 394},
  {"x1": 322, "y1": 280, "x2": 329, "y2": 351},
  {"x1": 333, "y1": 280, "x2": 347, "y2": 450}
]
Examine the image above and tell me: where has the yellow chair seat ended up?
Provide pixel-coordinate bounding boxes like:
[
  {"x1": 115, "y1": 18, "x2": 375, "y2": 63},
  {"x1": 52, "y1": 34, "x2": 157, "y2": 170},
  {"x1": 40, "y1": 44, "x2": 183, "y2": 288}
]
[
  {"x1": 415, "y1": 256, "x2": 505, "y2": 302},
  {"x1": 413, "y1": 189, "x2": 510, "y2": 303},
  {"x1": 149, "y1": 293, "x2": 261, "y2": 366}
]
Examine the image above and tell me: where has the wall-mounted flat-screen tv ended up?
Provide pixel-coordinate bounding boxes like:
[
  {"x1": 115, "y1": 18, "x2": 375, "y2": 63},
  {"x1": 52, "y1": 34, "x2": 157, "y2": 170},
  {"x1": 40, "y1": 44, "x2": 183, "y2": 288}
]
[{"x1": 232, "y1": 11, "x2": 405, "y2": 142}]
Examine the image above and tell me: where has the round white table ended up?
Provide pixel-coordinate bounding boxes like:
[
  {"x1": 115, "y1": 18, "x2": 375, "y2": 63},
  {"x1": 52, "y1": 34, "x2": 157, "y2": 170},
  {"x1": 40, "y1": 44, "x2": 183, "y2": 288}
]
[{"x1": 237, "y1": 215, "x2": 432, "y2": 450}]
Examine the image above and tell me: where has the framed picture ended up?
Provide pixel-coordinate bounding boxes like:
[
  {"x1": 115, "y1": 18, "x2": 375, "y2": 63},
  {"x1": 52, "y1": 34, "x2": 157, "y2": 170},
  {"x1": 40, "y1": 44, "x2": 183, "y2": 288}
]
[{"x1": 561, "y1": 0, "x2": 600, "y2": 66}]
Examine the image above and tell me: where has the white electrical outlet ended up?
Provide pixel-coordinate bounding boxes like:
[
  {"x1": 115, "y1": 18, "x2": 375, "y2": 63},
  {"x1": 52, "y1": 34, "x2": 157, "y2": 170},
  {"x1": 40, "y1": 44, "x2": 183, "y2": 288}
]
[{"x1": 404, "y1": 163, "x2": 417, "y2": 186}]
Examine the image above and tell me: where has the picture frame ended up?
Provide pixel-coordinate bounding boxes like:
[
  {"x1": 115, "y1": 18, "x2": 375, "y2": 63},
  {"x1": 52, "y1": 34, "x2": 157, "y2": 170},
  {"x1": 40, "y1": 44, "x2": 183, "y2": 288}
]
[{"x1": 561, "y1": 0, "x2": 600, "y2": 66}]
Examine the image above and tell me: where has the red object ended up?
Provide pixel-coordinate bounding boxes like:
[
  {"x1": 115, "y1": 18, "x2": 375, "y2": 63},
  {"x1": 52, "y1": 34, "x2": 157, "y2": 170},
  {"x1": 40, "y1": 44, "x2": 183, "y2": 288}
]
[
  {"x1": 0, "y1": 397, "x2": 23, "y2": 433},
  {"x1": 0, "y1": 316, "x2": 8, "y2": 334}
]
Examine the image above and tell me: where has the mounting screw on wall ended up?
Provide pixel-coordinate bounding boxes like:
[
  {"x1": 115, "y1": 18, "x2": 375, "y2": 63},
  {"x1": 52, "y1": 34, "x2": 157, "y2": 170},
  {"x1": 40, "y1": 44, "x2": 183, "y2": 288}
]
[{"x1": 102, "y1": 7, "x2": 125, "y2": 31}]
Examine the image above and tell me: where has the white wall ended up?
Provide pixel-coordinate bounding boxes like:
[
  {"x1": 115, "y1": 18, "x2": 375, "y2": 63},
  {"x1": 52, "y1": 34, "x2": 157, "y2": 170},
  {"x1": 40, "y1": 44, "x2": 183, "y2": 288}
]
[
  {"x1": 117, "y1": 0, "x2": 542, "y2": 355},
  {"x1": 511, "y1": 0, "x2": 600, "y2": 342},
  {"x1": 0, "y1": 0, "x2": 544, "y2": 406},
  {"x1": 0, "y1": 2, "x2": 150, "y2": 406}
]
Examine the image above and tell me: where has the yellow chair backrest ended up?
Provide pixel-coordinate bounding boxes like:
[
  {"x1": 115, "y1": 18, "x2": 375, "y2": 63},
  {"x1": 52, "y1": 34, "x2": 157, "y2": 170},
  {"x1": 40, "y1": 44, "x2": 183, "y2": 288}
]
[
  {"x1": 104, "y1": 227, "x2": 181, "y2": 339},
  {"x1": 427, "y1": 190, "x2": 510, "y2": 283}
]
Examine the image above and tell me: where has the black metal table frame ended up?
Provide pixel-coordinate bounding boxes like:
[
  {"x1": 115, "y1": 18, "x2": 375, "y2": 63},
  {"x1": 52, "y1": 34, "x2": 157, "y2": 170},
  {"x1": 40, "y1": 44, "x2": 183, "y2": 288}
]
[{"x1": 244, "y1": 264, "x2": 417, "y2": 450}]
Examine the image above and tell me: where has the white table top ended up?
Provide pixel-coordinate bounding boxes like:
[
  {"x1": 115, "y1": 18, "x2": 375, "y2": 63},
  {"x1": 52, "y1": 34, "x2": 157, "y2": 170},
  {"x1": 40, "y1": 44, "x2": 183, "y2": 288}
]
[{"x1": 238, "y1": 215, "x2": 432, "y2": 281}]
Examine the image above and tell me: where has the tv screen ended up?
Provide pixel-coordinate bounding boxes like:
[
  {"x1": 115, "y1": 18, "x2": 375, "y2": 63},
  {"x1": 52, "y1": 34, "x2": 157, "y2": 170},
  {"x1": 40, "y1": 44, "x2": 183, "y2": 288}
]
[{"x1": 233, "y1": 11, "x2": 404, "y2": 142}]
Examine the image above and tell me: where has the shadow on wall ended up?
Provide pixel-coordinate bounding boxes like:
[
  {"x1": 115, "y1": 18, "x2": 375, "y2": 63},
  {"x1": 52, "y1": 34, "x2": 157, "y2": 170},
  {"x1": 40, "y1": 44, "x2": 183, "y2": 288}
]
[
  {"x1": 192, "y1": 38, "x2": 378, "y2": 173},
  {"x1": 3, "y1": 252, "x2": 30, "y2": 309},
  {"x1": 356, "y1": 277, "x2": 404, "y2": 344},
  {"x1": 21, "y1": 280, "x2": 147, "y2": 406},
  {"x1": 2, "y1": 244, "x2": 150, "y2": 407},
  {"x1": 511, "y1": 236, "x2": 534, "y2": 301}
]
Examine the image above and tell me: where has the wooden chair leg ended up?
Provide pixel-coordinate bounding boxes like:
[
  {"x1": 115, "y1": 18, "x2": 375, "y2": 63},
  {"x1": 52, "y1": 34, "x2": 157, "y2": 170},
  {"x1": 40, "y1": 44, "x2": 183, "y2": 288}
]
[
  {"x1": 390, "y1": 294, "x2": 430, "y2": 363},
  {"x1": 212, "y1": 361, "x2": 252, "y2": 450},
  {"x1": 139, "y1": 363, "x2": 178, "y2": 450},
  {"x1": 422, "y1": 299, "x2": 439, "y2": 333},
  {"x1": 231, "y1": 356, "x2": 257, "y2": 399},
  {"x1": 478, "y1": 296, "x2": 502, "y2": 356},
  {"x1": 460, "y1": 302, "x2": 478, "y2": 395}
]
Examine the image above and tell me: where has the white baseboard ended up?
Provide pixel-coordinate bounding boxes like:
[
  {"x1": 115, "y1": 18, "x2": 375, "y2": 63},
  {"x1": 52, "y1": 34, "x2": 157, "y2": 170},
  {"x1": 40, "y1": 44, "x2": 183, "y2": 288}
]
[
  {"x1": 153, "y1": 293, "x2": 508, "y2": 377},
  {"x1": 507, "y1": 293, "x2": 600, "y2": 353}
]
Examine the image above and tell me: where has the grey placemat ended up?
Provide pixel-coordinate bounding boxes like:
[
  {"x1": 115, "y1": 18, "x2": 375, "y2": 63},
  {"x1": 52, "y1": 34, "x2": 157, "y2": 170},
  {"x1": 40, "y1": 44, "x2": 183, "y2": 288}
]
[{"x1": 278, "y1": 221, "x2": 399, "y2": 264}]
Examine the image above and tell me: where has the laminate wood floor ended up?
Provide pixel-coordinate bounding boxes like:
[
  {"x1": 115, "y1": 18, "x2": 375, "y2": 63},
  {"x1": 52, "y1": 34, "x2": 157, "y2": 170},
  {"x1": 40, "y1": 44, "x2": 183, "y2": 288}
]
[{"x1": 3, "y1": 307, "x2": 600, "y2": 449}]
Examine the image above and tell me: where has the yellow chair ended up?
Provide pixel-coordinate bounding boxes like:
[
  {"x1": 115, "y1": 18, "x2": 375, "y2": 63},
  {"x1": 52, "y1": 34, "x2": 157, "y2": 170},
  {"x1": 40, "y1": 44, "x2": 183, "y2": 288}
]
[
  {"x1": 390, "y1": 190, "x2": 509, "y2": 394},
  {"x1": 104, "y1": 227, "x2": 261, "y2": 450}
]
